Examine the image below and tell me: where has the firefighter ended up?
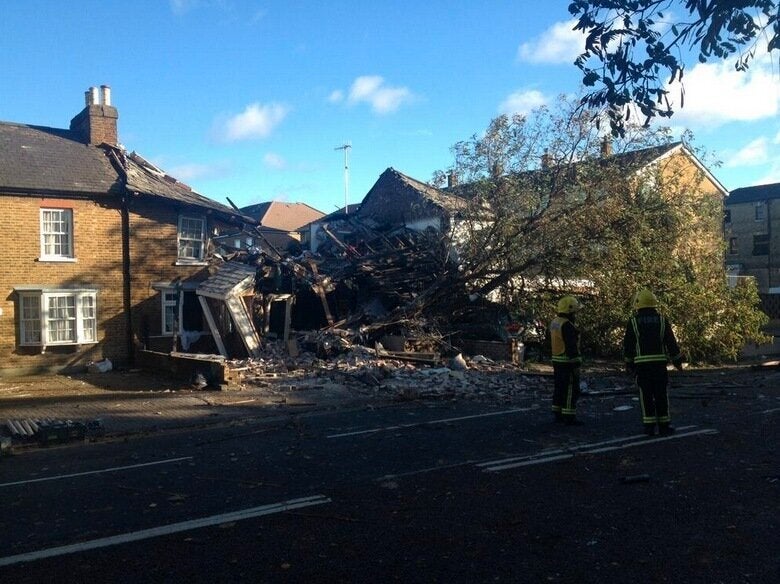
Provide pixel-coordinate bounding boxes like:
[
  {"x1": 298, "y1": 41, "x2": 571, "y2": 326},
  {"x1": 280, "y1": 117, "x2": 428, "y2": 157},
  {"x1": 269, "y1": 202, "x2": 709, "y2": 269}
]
[
  {"x1": 623, "y1": 289, "x2": 684, "y2": 436},
  {"x1": 550, "y1": 296, "x2": 582, "y2": 425}
]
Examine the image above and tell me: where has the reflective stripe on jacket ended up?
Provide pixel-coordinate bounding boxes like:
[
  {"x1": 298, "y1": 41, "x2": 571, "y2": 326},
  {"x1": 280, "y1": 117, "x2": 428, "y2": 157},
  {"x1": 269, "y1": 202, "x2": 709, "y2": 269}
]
[
  {"x1": 550, "y1": 316, "x2": 581, "y2": 364},
  {"x1": 623, "y1": 308, "x2": 682, "y2": 365}
]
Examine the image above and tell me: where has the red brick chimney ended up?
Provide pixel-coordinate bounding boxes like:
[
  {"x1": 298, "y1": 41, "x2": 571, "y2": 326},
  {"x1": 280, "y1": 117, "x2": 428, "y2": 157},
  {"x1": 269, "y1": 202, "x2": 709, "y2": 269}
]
[
  {"x1": 600, "y1": 136, "x2": 613, "y2": 158},
  {"x1": 70, "y1": 85, "x2": 118, "y2": 146}
]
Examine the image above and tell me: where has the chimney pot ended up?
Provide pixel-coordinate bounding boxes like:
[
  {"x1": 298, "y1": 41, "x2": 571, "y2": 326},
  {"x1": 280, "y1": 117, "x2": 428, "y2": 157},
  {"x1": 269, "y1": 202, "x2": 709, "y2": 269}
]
[
  {"x1": 541, "y1": 149, "x2": 551, "y2": 169},
  {"x1": 600, "y1": 136, "x2": 613, "y2": 157},
  {"x1": 447, "y1": 170, "x2": 458, "y2": 188},
  {"x1": 70, "y1": 85, "x2": 119, "y2": 146}
]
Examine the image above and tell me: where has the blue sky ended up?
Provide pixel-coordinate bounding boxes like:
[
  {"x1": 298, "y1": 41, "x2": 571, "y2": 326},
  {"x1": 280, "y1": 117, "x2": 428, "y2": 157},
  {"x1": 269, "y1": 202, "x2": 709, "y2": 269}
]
[{"x1": 2, "y1": 0, "x2": 779, "y2": 212}]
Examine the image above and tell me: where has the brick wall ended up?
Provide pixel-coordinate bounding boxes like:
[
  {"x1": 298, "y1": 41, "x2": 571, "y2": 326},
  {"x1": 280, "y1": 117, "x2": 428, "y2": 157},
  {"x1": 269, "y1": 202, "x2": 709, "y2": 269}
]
[{"x1": 0, "y1": 193, "x2": 227, "y2": 375}]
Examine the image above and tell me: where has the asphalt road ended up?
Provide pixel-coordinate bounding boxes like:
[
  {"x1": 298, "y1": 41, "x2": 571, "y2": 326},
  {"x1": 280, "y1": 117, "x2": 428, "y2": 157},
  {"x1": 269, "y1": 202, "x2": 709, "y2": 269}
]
[{"x1": 1, "y1": 374, "x2": 778, "y2": 583}]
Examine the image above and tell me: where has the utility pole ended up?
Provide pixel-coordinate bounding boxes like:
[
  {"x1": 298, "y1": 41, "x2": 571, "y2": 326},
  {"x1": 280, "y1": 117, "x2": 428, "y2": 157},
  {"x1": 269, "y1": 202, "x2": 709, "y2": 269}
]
[{"x1": 334, "y1": 142, "x2": 351, "y2": 214}]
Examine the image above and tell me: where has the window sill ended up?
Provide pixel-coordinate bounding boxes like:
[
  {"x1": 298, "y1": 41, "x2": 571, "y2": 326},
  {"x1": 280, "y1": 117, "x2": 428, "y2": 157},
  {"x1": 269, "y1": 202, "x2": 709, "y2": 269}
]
[
  {"x1": 37, "y1": 257, "x2": 77, "y2": 263},
  {"x1": 175, "y1": 260, "x2": 208, "y2": 267}
]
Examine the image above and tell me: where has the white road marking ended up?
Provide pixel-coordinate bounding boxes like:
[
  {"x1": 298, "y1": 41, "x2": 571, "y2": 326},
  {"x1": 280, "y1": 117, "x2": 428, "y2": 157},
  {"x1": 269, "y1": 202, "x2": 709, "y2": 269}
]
[
  {"x1": 0, "y1": 495, "x2": 331, "y2": 567},
  {"x1": 327, "y1": 408, "x2": 533, "y2": 438},
  {"x1": 0, "y1": 457, "x2": 194, "y2": 489},
  {"x1": 482, "y1": 428, "x2": 718, "y2": 472},
  {"x1": 475, "y1": 425, "x2": 698, "y2": 468}
]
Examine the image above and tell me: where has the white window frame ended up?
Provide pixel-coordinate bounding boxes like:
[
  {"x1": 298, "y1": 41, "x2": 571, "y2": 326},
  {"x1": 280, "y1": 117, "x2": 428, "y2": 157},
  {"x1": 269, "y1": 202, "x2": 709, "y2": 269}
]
[
  {"x1": 177, "y1": 215, "x2": 207, "y2": 263},
  {"x1": 16, "y1": 288, "x2": 98, "y2": 347},
  {"x1": 162, "y1": 289, "x2": 181, "y2": 336},
  {"x1": 39, "y1": 208, "x2": 76, "y2": 262}
]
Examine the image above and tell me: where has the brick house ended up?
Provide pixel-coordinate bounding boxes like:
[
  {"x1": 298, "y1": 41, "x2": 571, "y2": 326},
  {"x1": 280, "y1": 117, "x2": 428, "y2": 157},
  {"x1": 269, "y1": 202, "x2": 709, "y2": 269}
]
[
  {"x1": 0, "y1": 86, "x2": 251, "y2": 375},
  {"x1": 240, "y1": 201, "x2": 324, "y2": 252},
  {"x1": 724, "y1": 182, "x2": 780, "y2": 317}
]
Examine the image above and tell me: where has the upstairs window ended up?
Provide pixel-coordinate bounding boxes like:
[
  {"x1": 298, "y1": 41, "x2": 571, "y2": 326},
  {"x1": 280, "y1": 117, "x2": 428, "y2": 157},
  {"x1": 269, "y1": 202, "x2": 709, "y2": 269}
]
[
  {"x1": 40, "y1": 208, "x2": 74, "y2": 260},
  {"x1": 753, "y1": 234, "x2": 769, "y2": 256},
  {"x1": 177, "y1": 216, "x2": 206, "y2": 262},
  {"x1": 728, "y1": 237, "x2": 738, "y2": 255},
  {"x1": 755, "y1": 203, "x2": 766, "y2": 222},
  {"x1": 16, "y1": 289, "x2": 98, "y2": 346}
]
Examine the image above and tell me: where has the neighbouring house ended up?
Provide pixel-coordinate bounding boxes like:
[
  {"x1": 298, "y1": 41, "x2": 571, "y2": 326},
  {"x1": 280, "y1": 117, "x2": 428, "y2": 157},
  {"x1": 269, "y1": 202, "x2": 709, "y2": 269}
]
[
  {"x1": 725, "y1": 182, "x2": 780, "y2": 316},
  {"x1": 303, "y1": 168, "x2": 467, "y2": 253},
  {"x1": 0, "y1": 85, "x2": 254, "y2": 375},
  {"x1": 240, "y1": 201, "x2": 324, "y2": 252}
]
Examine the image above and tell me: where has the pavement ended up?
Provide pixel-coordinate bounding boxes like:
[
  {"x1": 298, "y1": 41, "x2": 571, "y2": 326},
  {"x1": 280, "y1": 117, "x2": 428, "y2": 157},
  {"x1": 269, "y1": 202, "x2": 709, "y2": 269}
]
[{"x1": 0, "y1": 369, "x2": 380, "y2": 449}]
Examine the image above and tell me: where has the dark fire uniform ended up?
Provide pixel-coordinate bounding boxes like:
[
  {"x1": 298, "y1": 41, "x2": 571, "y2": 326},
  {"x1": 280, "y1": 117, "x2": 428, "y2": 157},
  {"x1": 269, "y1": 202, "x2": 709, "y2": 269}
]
[
  {"x1": 623, "y1": 307, "x2": 683, "y2": 435},
  {"x1": 550, "y1": 314, "x2": 581, "y2": 423}
]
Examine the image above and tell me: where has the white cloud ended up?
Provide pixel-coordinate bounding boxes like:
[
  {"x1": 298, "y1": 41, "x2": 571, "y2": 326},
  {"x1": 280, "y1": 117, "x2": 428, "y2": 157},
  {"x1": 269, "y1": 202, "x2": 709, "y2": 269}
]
[
  {"x1": 216, "y1": 102, "x2": 289, "y2": 142},
  {"x1": 328, "y1": 89, "x2": 344, "y2": 103},
  {"x1": 166, "y1": 161, "x2": 232, "y2": 181},
  {"x1": 336, "y1": 75, "x2": 413, "y2": 114},
  {"x1": 774, "y1": 129, "x2": 780, "y2": 144},
  {"x1": 756, "y1": 162, "x2": 780, "y2": 185},
  {"x1": 517, "y1": 19, "x2": 585, "y2": 64},
  {"x1": 498, "y1": 89, "x2": 548, "y2": 116},
  {"x1": 726, "y1": 138, "x2": 770, "y2": 167},
  {"x1": 666, "y1": 55, "x2": 779, "y2": 127},
  {"x1": 263, "y1": 152, "x2": 287, "y2": 170}
]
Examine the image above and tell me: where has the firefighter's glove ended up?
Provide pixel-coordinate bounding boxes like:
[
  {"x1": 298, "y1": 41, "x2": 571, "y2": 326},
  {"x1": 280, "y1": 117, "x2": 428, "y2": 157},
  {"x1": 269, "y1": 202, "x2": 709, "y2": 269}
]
[{"x1": 673, "y1": 360, "x2": 684, "y2": 372}]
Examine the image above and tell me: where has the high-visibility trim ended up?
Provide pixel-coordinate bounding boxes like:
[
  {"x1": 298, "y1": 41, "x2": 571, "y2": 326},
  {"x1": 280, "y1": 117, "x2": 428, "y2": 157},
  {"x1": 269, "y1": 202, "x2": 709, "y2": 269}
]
[
  {"x1": 634, "y1": 354, "x2": 667, "y2": 363},
  {"x1": 642, "y1": 416, "x2": 657, "y2": 424},
  {"x1": 551, "y1": 405, "x2": 561, "y2": 412},
  {"x1": 552, "y1": 356, "x2": 582, "y2": 364},
  {"x1": 561, "y1": 408, "x2": 576, "y2": 415}
]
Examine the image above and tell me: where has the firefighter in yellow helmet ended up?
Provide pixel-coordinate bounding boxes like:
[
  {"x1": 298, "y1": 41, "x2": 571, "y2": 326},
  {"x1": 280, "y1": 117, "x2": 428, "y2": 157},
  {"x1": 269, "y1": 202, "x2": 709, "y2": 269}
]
[
  {"x1": 550, "y1": 296, "x2": 583, "y2": 425},
  {"x1": 623, "y1": 289, "x2": 684, "y2": 436}
]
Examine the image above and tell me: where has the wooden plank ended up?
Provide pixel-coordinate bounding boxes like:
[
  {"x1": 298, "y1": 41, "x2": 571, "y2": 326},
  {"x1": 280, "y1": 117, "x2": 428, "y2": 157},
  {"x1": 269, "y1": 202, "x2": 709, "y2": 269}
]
[
  {"x1": 283, "y1": 296, "x2": 293, "y2": 342},
  {"x1": 198, "y1": 296, "x2": 228, "y2": 358},
  {"x1": 225, "y1": 294, "x2": 261, "y2": 358},
  {"x1": 314, "y1": 284, "x2": 334, "y2": 326}
]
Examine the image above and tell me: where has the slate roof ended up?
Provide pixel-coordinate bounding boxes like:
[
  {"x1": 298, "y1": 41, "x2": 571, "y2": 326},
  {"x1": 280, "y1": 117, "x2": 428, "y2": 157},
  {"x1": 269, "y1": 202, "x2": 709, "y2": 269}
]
[
  {"x1": 196, "y1": 262, "x2": 257, "y2": 300},
  {"x1": 240, "y1": 201, "x2": 324, "y2": 231},
  {"x1": 119, "y1": 151, "x2": 252, "y2": 221},
  {"x1": 726, "y1": 183, "x2": 780, "y2": 205},
  {"x1": 446, "y1": 141, "x2": 726, "y2": 199},
  {"x1": 361, "y1": 168, "x2": 468, "y2": 217},
  {"x1": 0, "y1": 120, "x2": 251, "y2": 223},
  {"x1": 0, "y1": 121, "x2": 122, "y2": 195}
]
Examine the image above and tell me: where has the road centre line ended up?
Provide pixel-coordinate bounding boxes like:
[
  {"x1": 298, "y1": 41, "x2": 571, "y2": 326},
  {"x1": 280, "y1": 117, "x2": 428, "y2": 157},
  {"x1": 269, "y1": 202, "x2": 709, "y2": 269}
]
[
  {"x1": 475, "y1": 425, "x2": 698, "y2": 468},
  {"x1": 0, "y1": 457, "x2": 194, "y2": 489},
  {"x1": 327, "y1": 408, "x2": 533, "y2": 438},
  {"x1": 482, "y1": 428, "x2": 718, "y2": 472},
  {"x1": 0, "y1": 495, "x2": 331, "y2": 567}
]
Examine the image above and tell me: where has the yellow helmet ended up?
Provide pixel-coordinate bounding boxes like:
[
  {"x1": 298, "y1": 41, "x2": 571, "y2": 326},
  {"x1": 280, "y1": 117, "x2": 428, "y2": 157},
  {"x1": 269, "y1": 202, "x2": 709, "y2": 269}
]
[
  {"x1": 557, "y1": 295, "x2": 580, "y2": 314},
  {"x1": 634, "y1": 289, "x2": 658, "y2": 310}
]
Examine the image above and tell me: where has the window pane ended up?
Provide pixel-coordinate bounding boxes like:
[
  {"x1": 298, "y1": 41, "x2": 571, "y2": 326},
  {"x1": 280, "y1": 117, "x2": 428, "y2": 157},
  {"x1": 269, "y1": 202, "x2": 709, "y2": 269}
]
[
  {"x1": 41, "y1": 209, "x2": 73, "y2": 257},
  {"x1": 81, "y1": 295, "x2": 96, "y2": 342},
  {"x1": 20, "y1": 296, "x2": 41, "y2": 344},
  {"x1": 47, "y1": 296, "x2": 76, "y2": 343},
  {"x1": 178, "y1": 217, "x2": 205, "y2": 260}
]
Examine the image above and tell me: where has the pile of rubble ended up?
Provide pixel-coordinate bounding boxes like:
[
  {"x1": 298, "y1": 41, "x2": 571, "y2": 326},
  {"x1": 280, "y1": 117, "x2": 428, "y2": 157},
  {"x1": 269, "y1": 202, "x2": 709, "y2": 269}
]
[{"x1": 226, "y1": 338, "x2": 549, "y2": 404}]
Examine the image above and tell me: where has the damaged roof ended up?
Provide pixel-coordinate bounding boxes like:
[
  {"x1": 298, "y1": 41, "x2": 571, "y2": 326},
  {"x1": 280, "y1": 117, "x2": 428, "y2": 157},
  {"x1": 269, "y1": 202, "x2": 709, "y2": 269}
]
[
  {"x1": 118, "y1": 151, "x2": 253, "y2": 222},
  {"x1": 358, "y1": 168, "x2": 468, "y2": 224},
  {"x1": 0, "y1": 121, "x2": 123, "y2": 196},
  {"x1": 0, "y1": 121, "x2": 251, "y2": 222},
  {"x1": 197, "y1": 262, "x2": 257, "y2": 300}
]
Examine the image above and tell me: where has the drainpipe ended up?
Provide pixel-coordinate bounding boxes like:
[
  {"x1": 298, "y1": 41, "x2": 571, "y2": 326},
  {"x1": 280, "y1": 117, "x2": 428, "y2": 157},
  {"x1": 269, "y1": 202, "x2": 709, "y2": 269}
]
[
  {"x1": 121, "y1": 195, "x2": 135, "y2": 365},
  {"x1": 768, "y1": 199, "x2": 772, "y2": 290}
]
